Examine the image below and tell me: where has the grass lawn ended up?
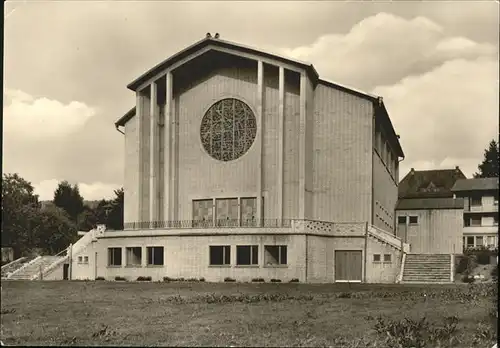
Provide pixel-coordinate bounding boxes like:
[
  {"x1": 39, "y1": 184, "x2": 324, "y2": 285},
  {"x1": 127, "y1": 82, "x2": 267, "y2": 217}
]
[{"x1": 1, "y1": 281, "x2": 497, "y2": 347}]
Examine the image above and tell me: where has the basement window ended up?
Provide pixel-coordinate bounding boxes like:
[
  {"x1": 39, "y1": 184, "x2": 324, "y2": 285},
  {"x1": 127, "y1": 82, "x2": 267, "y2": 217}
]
[
  {"x1": 147, "y1": 247, "x2": 164, "y2": 266},
  {"x1": 236, "y1": 245, "x2": 258, "y2": 266},
  {"x1": 409, "y1": 216, "x2": 418, "y2": 225},
  {"x1": 209, "y1": 246, "x2": 231, "y2": 266},
  {"x1": 373, "y1": 254, "x2": 381, "y2": 262},
  {"x1": 383, "y1": 254, "x2": 392, "y2": 263},
  {"x1": 264, "y1": 245, "x2": 287, "y2": 266},
  {"x1": 108, "y1": 248, "x2": 122, "y2": 266},
  {"x1": 126, "y1": 247, "x2": 142, "y2": 266}
]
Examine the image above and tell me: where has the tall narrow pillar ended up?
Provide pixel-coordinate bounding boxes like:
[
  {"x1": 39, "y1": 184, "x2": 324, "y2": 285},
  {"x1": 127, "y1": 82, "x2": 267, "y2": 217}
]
[
  {"x1": 298, "y1": 73, "x2": 306, "y2": 219},
  {"x1": 277, "y1": 66, "x2": 285, "y2": 221},
  {"x1": 149, "y1": 81, "x2": 159, "y2": 226},
  {"x1": 136, "y1": 91, "x2": 144, "y2": 223},
  {"x1": 163, "y1": 72, "x2": 173, "y2": 223},
  {"x1": 256, "y1": 60, "x2": 264, "y2": 226}
]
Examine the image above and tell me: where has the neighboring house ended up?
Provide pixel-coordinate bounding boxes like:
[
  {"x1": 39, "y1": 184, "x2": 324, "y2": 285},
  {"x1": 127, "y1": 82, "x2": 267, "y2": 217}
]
[
  {"x1": 54, "y1": 34, "x2": 411, "y2": 283},
  {"x1": 395, "y1": 167, "x2": 466, "y2": 254},
  {"x1": 451, "y1": 177, "x2": 499, "y2": 249}
]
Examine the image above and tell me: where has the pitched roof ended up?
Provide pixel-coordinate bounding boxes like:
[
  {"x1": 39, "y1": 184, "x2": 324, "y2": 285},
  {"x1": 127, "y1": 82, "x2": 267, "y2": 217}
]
[
  {"x1": 396, "y1": 198, "x2": 464, "y2": 210},
  {"x1": 451, "y1": 177, "x2": 499, "y2": 192},
  {"x1": 398, "y1": 168, "x2": 467, "y2": 199}
]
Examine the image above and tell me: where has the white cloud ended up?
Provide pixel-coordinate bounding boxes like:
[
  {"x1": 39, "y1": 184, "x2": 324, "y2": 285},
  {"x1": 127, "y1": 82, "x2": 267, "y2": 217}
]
[
  {"x1": 34, "y1": 179, "x2": 117, "y2": 201},
  {"x1": 278, "y1": 12, "x2": 497, "y2": 90},
  {"x1": 3, "y1": 89, "x2": 96, "y2": 139},
  {"x1": 375, "y1": 57, "x2": 499, "y2": 179}
]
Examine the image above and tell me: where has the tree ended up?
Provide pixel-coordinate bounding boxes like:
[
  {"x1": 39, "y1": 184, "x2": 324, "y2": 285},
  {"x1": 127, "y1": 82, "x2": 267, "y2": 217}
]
[
  {"x1": 32, "y1": 205, "x2": 78, "y2": 254},
  {"x1": 474, "y1": 140, "x2": 499, "y2": 178},
  {"x1": 106, "y1": 188, "x2": 124, "y2": 230},
  {"x1": 1, "y1": 173, "x2": 40, "y2": 257},
  {"x1": 53, "y1": 181, "x2": 84, "y2": 222}
]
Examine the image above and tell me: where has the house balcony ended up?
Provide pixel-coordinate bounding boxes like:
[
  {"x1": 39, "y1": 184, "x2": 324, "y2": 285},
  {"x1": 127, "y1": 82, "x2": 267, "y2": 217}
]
[
  {"x1": 465, "y1": 205, "x2": 498, "y2": 213},
  {"x1": 463, "y1": 226, "x2": 499, "y2": 234}
]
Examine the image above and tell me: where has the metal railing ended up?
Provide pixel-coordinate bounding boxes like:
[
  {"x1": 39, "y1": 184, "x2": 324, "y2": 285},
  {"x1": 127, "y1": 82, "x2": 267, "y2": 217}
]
[{"x1": 123, "y1": 219, "x2": 294, "y2": 230}]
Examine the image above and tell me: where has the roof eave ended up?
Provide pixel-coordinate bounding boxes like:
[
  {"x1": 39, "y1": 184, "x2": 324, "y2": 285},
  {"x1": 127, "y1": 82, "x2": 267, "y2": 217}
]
[
  {"x1": 376, "y1": 100, "x2": 405, "y2": 158},
  {"x1": 115, "y1": 107, "x2": 136, "y2": 127}
]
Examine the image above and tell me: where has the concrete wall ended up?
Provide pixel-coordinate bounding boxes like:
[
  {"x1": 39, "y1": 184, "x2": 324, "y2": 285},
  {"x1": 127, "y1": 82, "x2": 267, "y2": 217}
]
[
  {"x1": 310, "y1": 84, "x2": 374, "y2": 222},
  {"x1": 395, "y1": 208, "x2": 463, "y2": 254},
  {"x1": 372, "y1": 152, "x2": 398, "y2": 232}
]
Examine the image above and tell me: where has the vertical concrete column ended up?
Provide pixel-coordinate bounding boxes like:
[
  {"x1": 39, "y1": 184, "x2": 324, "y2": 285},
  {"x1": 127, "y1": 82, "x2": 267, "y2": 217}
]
[
  {"x1": 149, "y1": 81, "x2": 159, "y2": 226},
  {"x1": 298, "y1": 73, "x2": 306, "y2": 219},
  {"x1": 164, "y1": 72, "x2": 173, "y2": 223},
  {"x1": 256, "y1": 60, "x2": 264, "y2": 226},
  {"x1": 136, "y1": 91, "x2": 144, "y2": 223},
  {"x1": 277, "y1": 66, "x2": 285, "y2": 221}
]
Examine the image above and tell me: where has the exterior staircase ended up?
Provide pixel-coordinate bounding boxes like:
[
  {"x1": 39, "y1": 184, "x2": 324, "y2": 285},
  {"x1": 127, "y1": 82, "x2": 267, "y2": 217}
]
[
  {"x1": 7, "y1": 256, "x2": 64, "y2": 280},
  {"x1": 401, "y1": 254, "x2": 452, "y2": 283},
  {"x1": 1, "y1": 257, "x2": 29, "y2": 279}
]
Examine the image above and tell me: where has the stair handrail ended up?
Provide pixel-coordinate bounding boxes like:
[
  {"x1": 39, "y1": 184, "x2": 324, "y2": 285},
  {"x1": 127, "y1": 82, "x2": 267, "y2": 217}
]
[
  {"x1": 396, "y1": 252, "x2": 407, "y2": 283},
  {"x1": 7, "y1": 255, "x2": 42, "y2": 279},
  {"x1": 368, "y1": 225, "x2": 403, "y2": 249},
  {"x1": 1, "y1": 257, "x2": 27, "y2": 271},
  {"x1": 31, "y1": 247, "x2": 70, "y2": 280}
]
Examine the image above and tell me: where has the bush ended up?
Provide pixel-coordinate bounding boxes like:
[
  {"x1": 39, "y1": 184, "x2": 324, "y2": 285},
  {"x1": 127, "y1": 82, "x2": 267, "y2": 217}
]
[
  {"x1": 114, "y1": 276, "x2": 126, "y2": 281},
  {"x1": 462, "y1": 275, "x2": 475, "y2": 283},
  {"x1": 199, "y1": 277, "x2": 205, "y2": 282},
  {"x1": 270, "y1": 279, "x2": 281, "y2": 283},
  {"x1": 251, "y1": 278, "x2": 265, "y2": 282},
  {"x1": 491, "y1": 265, "x2": 498, "y2": 279},
  {"x1": 136, "y1": 276, "x2": 152, "y2": 281},
  {"x1": 289, "y1": 278, "x2": 300, "y2": 283},
  {"x1": 224, "y1": 277, "x2": 236, "y2": 282},
  {"x1": 95, "y1": 276, "x2": 105, "y2": 281}
]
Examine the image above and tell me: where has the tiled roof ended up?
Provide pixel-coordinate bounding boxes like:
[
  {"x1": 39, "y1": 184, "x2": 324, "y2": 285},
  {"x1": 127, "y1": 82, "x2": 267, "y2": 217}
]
[
  {"x1": 451, "y1": 177, "x2": 499, "y2": 192},
  {"x1": 396, "y1": 198, "x2": 464, "y2": 210},
  {"x1": 398, "y1": 168, "x2": 467, "y2": 199}
]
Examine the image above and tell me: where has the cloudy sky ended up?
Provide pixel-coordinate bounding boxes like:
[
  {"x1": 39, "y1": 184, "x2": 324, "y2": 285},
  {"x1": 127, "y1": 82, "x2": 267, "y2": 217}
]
[{"x1": 4, "y1": 1, "x2": 499, "y2": 201}]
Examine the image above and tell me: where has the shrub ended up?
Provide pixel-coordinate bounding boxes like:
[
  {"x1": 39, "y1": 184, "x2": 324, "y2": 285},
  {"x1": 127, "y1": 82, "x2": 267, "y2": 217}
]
[
  {"x1": 114, "y1": 276, "x2": 126, "y2": 281},
  {"x1": 95, "y1": 276, "x2": 105, "y2": 281},
  {"x1": 491, "y1": 265, "x2": 498, "y2": 280},
  {"x1": 289, "y1": 278, "x2": 299, "y2": 283},
  {"x1": 136, "y1": 276, "x2": 152, "y2": 281},
  {"x1": 163, "y1": 276, "x2": 173, "y2": 282},
  {"x1": 270, "y1": 279, "x2": 281, "y2": 283},
  {"x1": 251, "y1": 278, "x2": 265, "y2": 282},
  {"x1": 224, "y1": 277, "x2": 236, "y2": 282},
  {"x1": 462, "y1": 275, "x2": 475, "y2": 283},
  {"x1": 199, "y1": 277, "x2": 206, "y2": 282}
]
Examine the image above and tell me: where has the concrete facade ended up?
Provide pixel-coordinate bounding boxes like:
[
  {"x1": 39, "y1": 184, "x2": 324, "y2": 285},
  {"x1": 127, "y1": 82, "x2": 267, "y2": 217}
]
[{"x1": 79, "y1": 36, "x2": 408, "y2": 284}]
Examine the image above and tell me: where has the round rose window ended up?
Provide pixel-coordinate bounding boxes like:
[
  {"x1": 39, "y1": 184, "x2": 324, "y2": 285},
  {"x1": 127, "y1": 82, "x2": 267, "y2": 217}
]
[{"x1": 200, "y1": 98, "x2": 257, "y2": 161}]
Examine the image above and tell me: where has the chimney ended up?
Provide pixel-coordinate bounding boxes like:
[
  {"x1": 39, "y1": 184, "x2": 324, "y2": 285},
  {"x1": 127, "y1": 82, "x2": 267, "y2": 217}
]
[
  {"x1": 206, "y1": 32, "x2": 212, "y2": 38},
  {"x1": 455, "y1": 166, "x2": 460, "y2": 171}
]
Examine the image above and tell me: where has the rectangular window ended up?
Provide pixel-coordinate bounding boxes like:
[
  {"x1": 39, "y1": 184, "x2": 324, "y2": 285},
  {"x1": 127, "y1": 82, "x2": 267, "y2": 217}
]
[
  {"x1": 494, "y1": 215, "x2": 498, "y2": 226},
  {"x1": 215, "y1": 198, "x2": 239, "y2": 227},
  {"x1": 409, "y1": 216, "x2": 418, "y2": 225},
  {"x1": 78, "y1": 256, "x2": 83, "y2": 264},
  {"x1": 236, "y1": 245, "x2": 258, "y2": 265},
  {"x1": 83, "y1": 256, "x2": 88, "y2": 264},
  {"x1": 209, "y1": 246, "x2": 231, "y2": 266},
  {"x1": 240, "y1": 198, "x2": 257, "y2": 227},
  {"x1": 471, "y1": 216, "x2": 481, "y2": 227},
  {"x1": 466, "y1": 236, "x2": 475, "y2": 248},
  {"x1": 397, "y1": 216, "x2": 407, "y2": 224},
  {"x1": 264, "y1": 245, "x2": 287, "y2": 266},
  {"x1": 471, "y1": 196, "x2": 482, "y2": 206},
  {"x1": 192, "y1": 199, "x2": 214, "y2": 227},
  {"x1": 475, "y1": 236, "x2": 483, "y2": 247},
  {"x1": 373, "y1": 254, "x2": 381, "y2": 262},
  {"x1": 147, "y1": 247, "x2": 164, "y2": 266},
  {"x1": 383, "y1": 254, "x2": 392, "y2": 262},
  {"x1": 126, "y1": 247, "x2": 142, "y2": 266},
  {"x1": 487, "y1": 236, "x2": 496, "y2": 247},
  {"x1": 108, "y1": 248, "x2": 122, "y2": 266}
]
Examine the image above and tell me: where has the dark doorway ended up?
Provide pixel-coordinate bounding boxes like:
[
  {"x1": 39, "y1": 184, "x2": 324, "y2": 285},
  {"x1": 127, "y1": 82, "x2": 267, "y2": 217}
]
[{"x1": 63, "y1": 264, "x2": 69, "y2": 280}]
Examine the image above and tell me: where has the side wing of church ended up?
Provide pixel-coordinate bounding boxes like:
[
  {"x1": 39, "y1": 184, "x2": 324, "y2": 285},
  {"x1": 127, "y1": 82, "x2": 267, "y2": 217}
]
[{"x1": 62, "y1": 35, "x2": 414, "y2": 283}]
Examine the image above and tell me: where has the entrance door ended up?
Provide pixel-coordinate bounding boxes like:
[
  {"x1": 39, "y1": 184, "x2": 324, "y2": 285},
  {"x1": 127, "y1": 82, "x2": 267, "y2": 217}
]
[
  {"x1": 335, "y1": 250, "x2": 362, "y2": 282},
  {"x1": 63, "y1": 264, "x2": 69, "y2": 280},
  {"x1": 396, "y1": 216, "x2": 407, "y2": 242}
]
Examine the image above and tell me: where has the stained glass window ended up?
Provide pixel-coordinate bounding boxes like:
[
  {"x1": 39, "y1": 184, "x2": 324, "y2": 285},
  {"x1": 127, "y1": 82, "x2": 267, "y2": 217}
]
[{"x1": 200, "y1": 98, "x2": 257, "y2": 161}]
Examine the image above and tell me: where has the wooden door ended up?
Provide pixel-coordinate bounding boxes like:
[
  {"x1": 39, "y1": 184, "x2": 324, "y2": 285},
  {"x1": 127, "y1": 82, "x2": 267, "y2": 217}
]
[
  {"x1": 335, "y1": 250, "x2": 362, "y2": 282},
  {"x1": 63, "y1": 264, "x2": 69, "y2": 280}
]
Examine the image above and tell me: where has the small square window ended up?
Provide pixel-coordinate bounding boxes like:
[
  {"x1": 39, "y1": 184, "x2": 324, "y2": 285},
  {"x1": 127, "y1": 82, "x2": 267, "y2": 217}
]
[
  {"x1": 108, "y1": 248, "x2": 122, "y2": 266},
  {"x1": 83, "y1": 256, "x2": 88, "y2": 264},
  {"x1": 147, "y1": 247, "x2": 164, "y2": 266},
  {"x1": 409, "y1": 216, "x2": 418, "y2": 225},
  {"x1": 383, "y1": 254, "x2": 392, "y2": 262},
  {"x1": 209, "y1": 246, "x2": 231, "y2": 266},
  {"x1": 78, "y1": 256, "x2": 83, "y2": 264},
  {"x1": 264, "y1": 245, "x2": 287, "y2": 266},
  {"x1": 126, "y1": 247, "x2": 142, "y2": 266},
  {"x1": 236, "y1": 245, "x2": 258, "y2": 265},
  {"x1": 373, "y1": 254, "x2": 381, "y2": 262},
  {"x1": 397, "y1": 216, "x2": 407, "y2": 224}
]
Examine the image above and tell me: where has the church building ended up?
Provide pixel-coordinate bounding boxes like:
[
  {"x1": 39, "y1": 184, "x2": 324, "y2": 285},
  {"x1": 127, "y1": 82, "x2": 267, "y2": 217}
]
[{"x1": 57, "y1": 34, "x2": 411, "y2": 283}]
